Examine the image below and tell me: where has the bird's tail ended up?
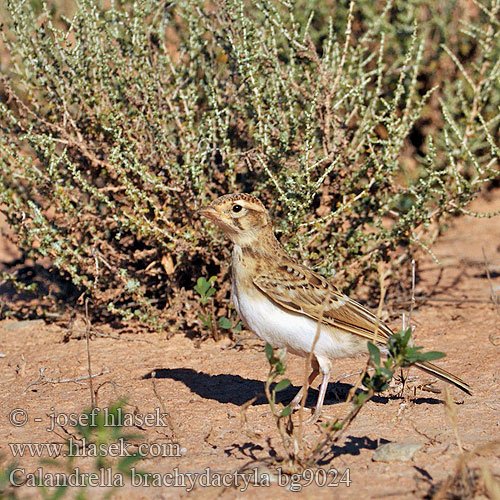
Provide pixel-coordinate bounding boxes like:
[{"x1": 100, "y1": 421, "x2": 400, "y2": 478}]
[{"x1": 414, "y1": 361, "x2": 472, "y2": 395}]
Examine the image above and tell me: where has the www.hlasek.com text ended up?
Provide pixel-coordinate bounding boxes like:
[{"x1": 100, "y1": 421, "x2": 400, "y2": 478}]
[{"x1": 9, "y1": 438, "x2": 181, "y2": 459}]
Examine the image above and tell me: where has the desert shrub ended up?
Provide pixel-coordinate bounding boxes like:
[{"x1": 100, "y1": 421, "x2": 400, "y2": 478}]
[{"x1": 0, "y1": 0, "x2": 499, "y2": 333}]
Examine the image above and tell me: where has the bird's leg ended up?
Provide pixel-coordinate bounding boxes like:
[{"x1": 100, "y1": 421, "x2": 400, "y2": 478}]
[
  {"x1": 306, "y1": 356, "x2": 332, "y2": 423},
  {"x1": 287, "y1": 368, "x2": 319, "y2": 410},
  {"x1": 309, "y1": 372, "x2": 330, "y2": 422}
]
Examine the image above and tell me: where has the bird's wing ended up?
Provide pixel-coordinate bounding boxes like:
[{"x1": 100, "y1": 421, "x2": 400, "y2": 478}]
[
  {"x1": 253, "y1": 260, "x2": 394, "y2": 344},
  {"x1": 253, "y1": 259, "x2": 473, "y2": 395}
]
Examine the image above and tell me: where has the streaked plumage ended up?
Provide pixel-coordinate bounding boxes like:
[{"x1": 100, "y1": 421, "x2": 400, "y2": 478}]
[{"x1": 199, "y1": 193, "x2": 472, "y2": 421}]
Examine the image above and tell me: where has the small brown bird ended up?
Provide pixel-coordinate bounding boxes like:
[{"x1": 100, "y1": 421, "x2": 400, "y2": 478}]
[{"x1": 199, "y1": 193, "x2": 472, "y2": 420}]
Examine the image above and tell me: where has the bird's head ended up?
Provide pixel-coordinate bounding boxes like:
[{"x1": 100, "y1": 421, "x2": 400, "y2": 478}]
[{"x1": 198, "y1": 193, "x2": 271, "y2": 247}]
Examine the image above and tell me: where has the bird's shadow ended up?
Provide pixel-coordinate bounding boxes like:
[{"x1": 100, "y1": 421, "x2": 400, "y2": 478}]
[
  {"x1": 144, "y1": 368, "x2": 322, "y2": 406},
  {"x1": 143, "y1": 368, "x2": 442, "y2": 407}
]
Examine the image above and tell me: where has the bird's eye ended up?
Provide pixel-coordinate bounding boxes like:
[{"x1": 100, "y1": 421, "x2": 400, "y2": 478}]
[{"x1": 232, "y1": 204, "x2": 242, "y2": 213}]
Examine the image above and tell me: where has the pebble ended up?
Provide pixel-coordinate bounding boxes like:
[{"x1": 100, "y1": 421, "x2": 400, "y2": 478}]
[{"x1": 372, "y1": 442, "x2": 422, "y2": 462}]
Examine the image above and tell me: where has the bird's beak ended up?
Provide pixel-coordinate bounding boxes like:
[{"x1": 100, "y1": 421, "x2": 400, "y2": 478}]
[{"x1": 197, "y1": 206, "x2": 218, "y2": 220}]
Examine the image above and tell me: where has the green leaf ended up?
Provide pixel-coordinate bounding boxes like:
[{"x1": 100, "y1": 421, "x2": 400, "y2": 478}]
[
  {"x1": 275, "y1": 361, "x2": 285, "y2": 375},
  {"x1": 367, "y1": 341, "x2": 381, "y2": 366},
  {"x1": 194, "y1": 276, "x2": 217, "y2": 298},
  {"x1": 330, "y1": 420, "x2": 343, "y2": 431},
  {"x1": 274, "y1": 379, "x2": 291, "y2": 392},
  {"x1": 402, "y1": 327, "x2": 412, "y2": 345},
  {"x1": 265, "y1": 343, "x2": 273, "y2": 362},
  {"x1": 198, "y1": 313, "x2": 211, "y2": 328},
  {"x1": 420, "y1": 350, "x2": 446, "y2": 361},
  {"x1": 354, "y1": 391, "x2": 370, "y2": 405},
  {"x1": 280, "y1": 406, "x2": 292, "y2": 417},
  {"x1": 217, "y1": 317, "x2": 232, "y2": 329},
  {"x1": 194, "y1": 277, "x2": 209, "y2": 296}
]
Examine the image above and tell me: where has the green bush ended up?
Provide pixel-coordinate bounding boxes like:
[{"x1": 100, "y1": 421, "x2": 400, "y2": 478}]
[{"x1": 0, "y1": 0, "x2": 499, "y2": 332}]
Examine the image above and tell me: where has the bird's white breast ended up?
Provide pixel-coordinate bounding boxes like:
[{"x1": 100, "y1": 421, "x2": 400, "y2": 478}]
[{"x1": 231, "y1": 248, "x2": 363, "y2": 360}]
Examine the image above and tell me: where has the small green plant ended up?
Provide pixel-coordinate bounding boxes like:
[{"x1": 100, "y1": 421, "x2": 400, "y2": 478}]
[
  {"x1": 194, "y1": 276, "x2": 217, "y2": 305},
  {"x1": 363, "y1": 328, "x2": 445, "y2": 394},
  {"x1": 264, "y1": 343, "x2": 293, "y2": 418},
  {"x1": 260, "y1": 327, "x2": 448, "y2": 472},
  {"x1": 194, "y1": 276, "x2": 242, "y2": 339}
]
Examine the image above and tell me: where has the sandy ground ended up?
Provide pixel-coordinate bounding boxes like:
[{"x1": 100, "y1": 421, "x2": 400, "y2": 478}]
[{"x1": 1, "y1": 192, "x2": 500, "y2": 499}]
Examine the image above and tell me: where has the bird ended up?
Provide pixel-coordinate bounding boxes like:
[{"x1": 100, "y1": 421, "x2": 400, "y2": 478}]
[{"x1": 198, "y1": 193, "x2": 472, "y2": 421}]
